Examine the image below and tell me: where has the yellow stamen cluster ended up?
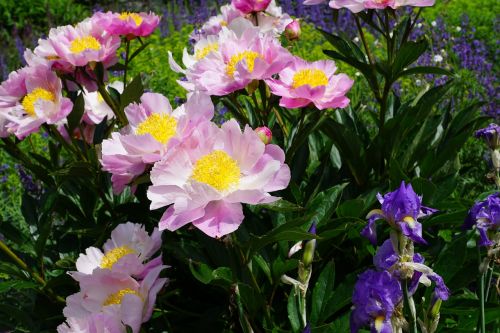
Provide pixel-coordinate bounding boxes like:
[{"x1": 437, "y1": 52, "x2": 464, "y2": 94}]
[
  {"x1": 226, "y1": 51, "x2": 263, "y2": 77},
  {"x1": 291, "y1": 69, "x2": 328, "y2": 89},
  {"x1": 119, "y1": 12, "x2": 143, "y2": 26},
  {"x1": 103, "y1": 288, "x2": 140, "y2": 306},
  {"x1": 69, "y1": 36, "x2": 101, "y2": 54},
  {"x1": 191, "y1": 150, "x2": 240, "y2": 191},
  {"x1": 21, "y1": 88, "x2": 55, "y2": 117},
  {"x1": 403, "y1": 216, "x2": 416, "y2": 227},
  {"x1": 100, "y1": 246, "x2": 136, "y2": 269},
  {"x1": 136, "y1": 113, "x2": 178, "y2": 144},
  {"x1": 195, "y1": 43, "x2": 219, "y2": 60},
  {"x1": 374, "y1": 316, "x2": 386, "y2": 332}
]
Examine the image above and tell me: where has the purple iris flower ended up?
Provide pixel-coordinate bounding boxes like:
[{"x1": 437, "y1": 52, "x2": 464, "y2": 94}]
[
  {"x1": 475, "y1": 123, "x2": 500, "y2": 149},
  {"x1": 373, "y1": 239, "x2": 450, "y2": 301},
  {"x1": 362, "y1": 181, "x2": 437, "y2": 245},
  {"x1": 302, "y1": 323, "x2": 311, "y2": 333},
  {"x1": 463, "y1": 193, "x2": 500, "y2": 246},
  {"x1": 351, "y1": 269, "x2": 402, "y2": 333}
]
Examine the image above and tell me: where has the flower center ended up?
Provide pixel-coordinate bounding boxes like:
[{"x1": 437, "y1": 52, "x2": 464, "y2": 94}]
[
  {"x1": 119, "y1": 12, "x2": 143, "y2": 26},
  {"x1": 403, "y1": 216, "x2": 416, "y2": 227},
  {"x1": 69, "y1": 36, "x2": 101, "y2": 54},
  {"x1": 100, "y1": 246, "x2": 136, "y2": 269},
  {"x1": 103, "y1": 288, "x2": 140, "y2": 306},
  {"x1": 191, "y1": 150, "x2": 240, "y2": 191},
  {"x1": 21, "y1": 88, "x2": 55, "y2": 117},
  {"x1": 136, "y1": 113, "x2": 178, "y2": 144},
  {"x1": 226, "y1": 51, "x2": 263, "y2": 77},
  {"x1": 374, "y1": 315, "x2": 385, "y2": 332},
  {"x1": 291, "y1": 69, "x2": 328, "y2": 89},
  {"x1": 195, "y1": 43, "x2": 219, "y2": 60}
]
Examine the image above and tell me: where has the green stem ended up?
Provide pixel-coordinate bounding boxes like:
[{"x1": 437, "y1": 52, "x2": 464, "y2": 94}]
[
  {"x1": 403, "y1": 278, "x2": 418, "y2": 333},
  {"x1": 123, "y1": 39, "x2": 131, "y2": 88},
  {"x1": 0, "y1": 240, "x2": 65, "y2": 303},
  {"x1": 478, "y1": 247, "x2": 487, "y2": 333},
  {"x1": 485, "y1": 262, "x2": 494, "y2": 301}
]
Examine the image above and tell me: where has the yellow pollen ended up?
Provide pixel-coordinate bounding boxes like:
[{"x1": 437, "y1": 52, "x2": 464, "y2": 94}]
[
  {"x1": 136, "y1": 113, "x2": 178, "y2": 144},
  {"x1": 100, "y1": 246, "x2": 136, "y2": 269},
  {"x1": 195, "y1": 43, "x2": 219, "y2": 60},
  {"x1": 226, "y1": 51, "x2": 263, "y2": 77},
  {"x1": 403, "y1": 216, "x2": 416, "y2": 226},
  {"x1": 291, "y1": 69, "x2": 328, "y2": 89},
  {"x1": 374, "y1": 316, "x2": 385, "y2": 332},
  {"x1": 21, "y1": 88, "x2": 55, "y2": 117},
  {"x1": 103, "y1": 288, "x2": 139, "y2": 306},
  {"x1": 191, "y1": 150, "x2": 240, "y2": 191},
  {"x1": 69, "y1": 36, "x2": 101, "y2": 54},
  {"x1": 119, "y1": 12, "x2": 143, "y2": 26},
  {"x1": 220, "y1": 20, "x2": 228, "y2": 27},
  {"x1": 46, "y1": 55, "x2": 60, "y2": 60}
]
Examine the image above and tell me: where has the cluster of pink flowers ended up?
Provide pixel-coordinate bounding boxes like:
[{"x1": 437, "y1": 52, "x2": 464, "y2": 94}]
[
  {"x1": 169, "y1": 0, "x2": 353, "y2": 109},
  {"x1": 58, "y1": 223, "x2": 167, "y2": 333},
  {"x1": 0, "y1": 11, "x2": 159, "y2": 140},
  {"x1": 303, "y1": 0, "x2": 435, "y2": 12}
]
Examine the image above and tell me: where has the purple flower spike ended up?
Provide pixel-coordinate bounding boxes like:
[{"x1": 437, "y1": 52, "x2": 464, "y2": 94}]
[
  {"x1": 463, "y1": 193, "x2": 500, "y2": 246},
  {"x1": 351, "y1": 270, "x2": 402, "y2": 333},
  {"x1": 362, "y1": 181, "x2": 436, "y2": 245}
]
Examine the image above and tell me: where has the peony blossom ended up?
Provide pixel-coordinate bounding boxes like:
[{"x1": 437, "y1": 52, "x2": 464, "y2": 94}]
[
  {"x1": 75, "y1": 222, "x2": 162, "y2": 277},
  {"x1": 147, "y1": 119, "x2": 290, "y2": 238},
  {"x1": 232, "y1": 0, "x2": 272, "y2": 14},
  {"x1": 82, "y1": 81, "x2": 124, "y2": 125},
  {"x1": 46, "y1": 18, "x2": 120, "y2": 68},
  {"x1": 92, "y1": 11, "x2": 160, "y2": 38},
  {"x1": 194, "y1": 4, "x2": 243, "y2": 39},
  {"x1": 168, "y1": 35, "x2": 220, "y2": 75},
  {"x1": 362, "y1": 181, "x2": 437, "y2": 245},
  {"x1": 184, "y1": 18, "x2": 292, "y2": 96},
  {"x1": 100, "y1": 92, "x2": 214, "y2": 193},
  {"x1": 63, "y1": 265, "x2": 166, "y2": 333},
  {"x1": 0, "y1": 64, "x2": 72, "y2": 139},
  {"x1": 304, "y1": 0, "x2": 435, "y2": 12},
  {"x1": 266, "y1": 57, "x2": 353, "y2": 110}
]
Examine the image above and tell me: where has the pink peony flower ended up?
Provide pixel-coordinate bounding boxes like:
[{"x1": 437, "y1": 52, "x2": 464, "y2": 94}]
[
  {"x1": 232, "y1": 0, "x2": 272, "y2": 14},
  {"x1": 304, "y1": 0, "x2": 435, "y2": 12},
  {"x1": 100, "y1": 92, "x2": 214, "y2": 194},
  {"x1": 0, "y1": 64, "x2": 72, "y2": 139},
  {"x1": 47, "y1": 18, "x2": 120, "y2": 68},
  {"x1": 82, "y1": 81, "x2": 123, "y2": 125},
  {"x1": 193, "y1": 4, "x2": 243, "y2": 40},
  {"x1": 147, "y1": 119, "x2": 291, "y2": 238},
  {"x1": 184, "y1": 18, "x2": 292, "y2": 96},
  {"x1": 168, "y1": 35, "x2": 220, "y2": 75},
  {"x1": 57, "y1": 313, "x2": 124, "y2": 333},
  {"x1": 92, "y1": 11, "x2": 160, "y2": 38},
  {"x1": 75, "y1": 222, "x2": 162, "y2": 277},
  {"x1": 64, "y1": 266, "x2": 167, "y2": 333},
  {"x1": 266, "y1": 57, "x2": 353, "y2": 110}
]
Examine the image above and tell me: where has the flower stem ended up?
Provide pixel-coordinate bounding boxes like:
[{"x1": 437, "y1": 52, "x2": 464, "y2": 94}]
[
  {"x1": 477, "y1": 247, "x2": 487, "y2": 333},
  {"x1": 403, "y1": 278, "x2": 418, "y2": 333},
  {"x1": 123, "y1": 39, "x2": 131, "y2": 88},
  {"x1": 0, "y1": 239, "x2": 65, "y2": 303}
]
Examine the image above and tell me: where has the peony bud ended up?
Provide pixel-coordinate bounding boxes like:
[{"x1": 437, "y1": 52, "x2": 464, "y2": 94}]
[
  {"x1": 255, "y1": 126, "x2": 272, "y2": 144},
  {"x1": 285, "y1": 19, "x2": 301, "y2": 41},
  {"x1": 232, "y1": 0, "x2": 272, "y2": 14}
]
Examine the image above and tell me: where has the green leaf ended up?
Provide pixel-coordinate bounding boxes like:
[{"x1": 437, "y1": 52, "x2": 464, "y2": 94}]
[
  {"x1": 336, "y1": 199, "x2": 365, "y2": 218},
  {"x1": 320, "y1": 272, "x2": 357, "y2": 323},
  {"x1": 306, "y1": 183, "x2": 348, "y2": 226},
  {"x1": 120, "y1": 74, "x2": 144, "y2": 111},
  {"x1": 329, "y1": 144, "x2": 342, "y2": 170},
  {"x1": 319, "y1": 30, "x2": 366, "y2": 63},
  {"x1": 67, "y1": 93, "x2": 85, "y2": 133},
  {"x1": 0, "y1": 280, "x2": 37, "y2": 293},
  {"x1": 396, "y1": 66, "x2": 453, "y2": 79},
  {"x1": 188, "y1": 261, "x2": 233, "y2": 285},
  {"x1": 310, "y1": 261, "x2": 335, "y2": 325},
  {"x1": 287, "y1": 287, "x2": 301, "y2": 333},
  {"x1": 392, "y1": 39, "x2": 428, "y2": 78},
  {"x1": 256, "y1": 199, "x2": 303, "y2": 212}
]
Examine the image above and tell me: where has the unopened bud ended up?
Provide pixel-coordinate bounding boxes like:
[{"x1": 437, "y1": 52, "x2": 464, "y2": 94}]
[
  {"x1": 255, "y1": 126, "x2": 272, "y2": 144},
  {"x1": 492, "y1": 149, "x2": 500, "y2": 170},
  {"x1": 232, "y1": 0, "x2": 271, "y2": 14},
  {"x1": 285, "y1": 19, "x2": 301, "y2": 41},
  {"x1": 302, "y1": 222, "x2": 317, "y2": 267}
]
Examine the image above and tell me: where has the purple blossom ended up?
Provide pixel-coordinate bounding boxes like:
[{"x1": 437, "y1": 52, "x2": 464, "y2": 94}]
[
  {"x1": 373, "y1": 239, "x2": 450, "y2": 301},
  {"x1": 351, "y1": 269, "x2": 402, "y2": 333},
  {"x1": 463, "y1": 193, "x2": 500, "y2": 246},
  {"x1": 475, "y1": 123, "x2": 500, "y2": 149},
  {"x1": 362, "y1": 181, "x2": 436, "y2": 245}
]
